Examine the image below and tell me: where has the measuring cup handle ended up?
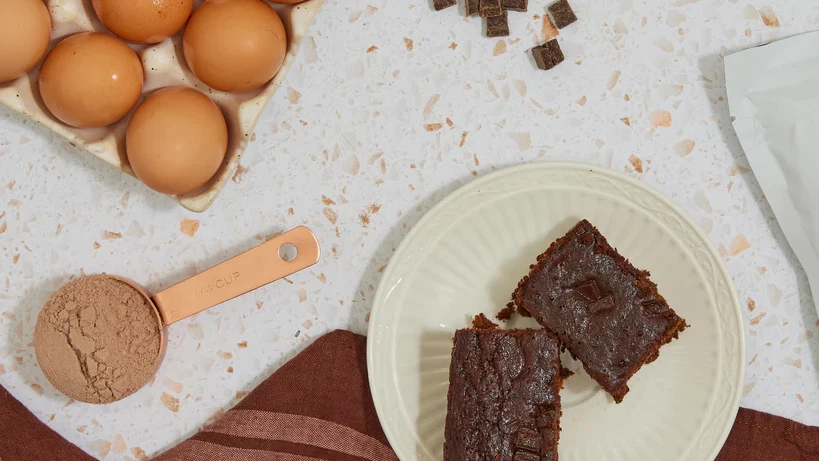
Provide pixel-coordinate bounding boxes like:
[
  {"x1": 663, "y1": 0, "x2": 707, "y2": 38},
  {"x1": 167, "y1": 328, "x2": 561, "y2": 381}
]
[{"x1": 152, "y1": 226, "x2": 320, "y2": 325}]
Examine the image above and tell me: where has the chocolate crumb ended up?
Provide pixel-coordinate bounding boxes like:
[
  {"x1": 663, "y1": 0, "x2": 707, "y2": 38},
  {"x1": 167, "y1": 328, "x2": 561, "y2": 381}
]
[
  {"x1": 472, "y1": 313, "x2": 499, "y2": 330},
  {"x1": 532, "y1": 39, "x2": 564, "y2": 70},
  {"x1": 433, "y1": 0, "x2": 456, "y2": 11},
  {"x1": 502, "y1": 0, "x2": 527, "y2": 12},
  {"x1": 466, "y1": 0, "x2": 480, "y2": 15},
  {"x1": 480, "y1": 0, "x2": 503, "y2": 17},
  {"x1": 548, "y1": 0, "x2": 577, "y2": 29},
  {"x1": 486, "y1": 11, "x2": 510, "y2": 37},
  {"x1": 496, "y1": 302, "x2": 516, "y2": 321}
]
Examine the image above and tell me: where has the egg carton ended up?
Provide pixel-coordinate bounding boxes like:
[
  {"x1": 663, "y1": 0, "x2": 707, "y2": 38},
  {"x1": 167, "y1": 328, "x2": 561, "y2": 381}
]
[{"x1": 0, "y1": 0, "x2": 324, "y2": 212}]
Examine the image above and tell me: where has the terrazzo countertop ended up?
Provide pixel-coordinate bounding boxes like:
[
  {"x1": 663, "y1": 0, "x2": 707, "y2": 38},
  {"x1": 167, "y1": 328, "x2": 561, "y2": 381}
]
[{"x1": 1, "y1": 0, "x2": 818, "y2": 459}]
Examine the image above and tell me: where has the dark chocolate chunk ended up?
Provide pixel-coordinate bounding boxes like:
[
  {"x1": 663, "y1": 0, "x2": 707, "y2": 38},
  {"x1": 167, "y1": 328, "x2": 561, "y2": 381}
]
[
  {"x1": 485, "y1": 10, "x2": 510, "y2": 37},
  {"x1": 548, "y1": 0, "x2": 577, "y2": 29},
  {"x1": 502, "y1": 0, "x2": 528, "y2": 11},
  {"x1": 515, "y1": 427, "x2": 542, "y2": 452},
  {"x1": 466, "y1": 0, "x2": 481, "y2": 16},
  {"x1": 532, "y1": 40, "x2": 564, "y2": 70},
  {"x1": 572, "y1": 280, "x2": 600, "y2": 302},
  {"x1": 536, "y1": 409, "x2": 558, "y2": 428},
  {"x1": 480, "y1": 0, "x2": 503, "y2": 17},
  {"x1": 433, "y1": 0, "x2": 457, "y2": 11},
  {"x1": 513, "y1": 452, "x2": 540, "y2": 461},
  {"x1": 642, "y1": 299, "x2": 670, "y2": 316},
  {"x1": 587, "y1": 295, "x2": 615, "y2": 315}
]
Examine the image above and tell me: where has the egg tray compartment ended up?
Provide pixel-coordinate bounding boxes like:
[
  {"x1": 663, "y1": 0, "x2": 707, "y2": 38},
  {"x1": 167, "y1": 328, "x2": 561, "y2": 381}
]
[{"x1": 0, "y1": 0, "x2": 324, "y2": 212}]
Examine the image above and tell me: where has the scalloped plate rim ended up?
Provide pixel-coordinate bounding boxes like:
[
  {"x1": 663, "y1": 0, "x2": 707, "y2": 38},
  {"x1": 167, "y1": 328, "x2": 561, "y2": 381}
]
[{"x1": 367, "y1": 161, "x2": 745, "y2": 461}]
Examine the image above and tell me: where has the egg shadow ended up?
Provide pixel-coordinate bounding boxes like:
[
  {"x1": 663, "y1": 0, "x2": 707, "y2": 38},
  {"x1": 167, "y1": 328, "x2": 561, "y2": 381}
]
[{"x1": 76, "y1": 0, "x2": 107, "y2": 33}]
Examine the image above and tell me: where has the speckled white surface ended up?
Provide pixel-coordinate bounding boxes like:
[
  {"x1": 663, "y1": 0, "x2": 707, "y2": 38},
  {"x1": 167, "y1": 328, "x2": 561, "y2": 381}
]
[{"x1": 0, "y1": 0, "x2": 817, "y2": 459}]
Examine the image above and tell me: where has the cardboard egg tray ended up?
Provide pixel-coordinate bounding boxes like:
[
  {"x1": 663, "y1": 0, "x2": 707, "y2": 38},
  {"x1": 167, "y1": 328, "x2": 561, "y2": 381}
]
[{"x1": 0, "y1": 0, "x2": 324, "y2": 212}]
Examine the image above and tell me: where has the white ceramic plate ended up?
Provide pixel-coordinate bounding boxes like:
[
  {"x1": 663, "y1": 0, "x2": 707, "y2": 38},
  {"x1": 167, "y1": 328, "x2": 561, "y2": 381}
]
[{"x1": 367, "y1": 163, "x2": 745, "y2": 461}]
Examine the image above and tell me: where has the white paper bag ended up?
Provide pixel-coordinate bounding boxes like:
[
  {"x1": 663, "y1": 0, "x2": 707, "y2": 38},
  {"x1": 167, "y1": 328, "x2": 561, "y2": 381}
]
[{"x1": 725, "y1": 31, "x2": 819, "y2": 312}]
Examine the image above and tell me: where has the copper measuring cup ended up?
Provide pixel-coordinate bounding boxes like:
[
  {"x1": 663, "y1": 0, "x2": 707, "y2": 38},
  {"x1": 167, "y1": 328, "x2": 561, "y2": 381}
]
[{"x1": 35, "y1": 226, "x2": 320, "y2": 403}]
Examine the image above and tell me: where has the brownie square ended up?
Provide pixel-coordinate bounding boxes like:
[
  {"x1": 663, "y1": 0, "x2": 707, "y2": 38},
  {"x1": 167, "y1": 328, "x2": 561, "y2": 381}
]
[
  {"x1": 444, "y1": 328, "x2": 562, "y2": 461},
  {"x1": 486, "y1": 11, "x2": 510, "y2": 37},
  {"x1": 466, "y1": 0, "x2": 480, "y2": 16},
  {"x1": 548, "y1": 0, "x2": 577, "y2": 29},
  {"x1": 433, "y1": 0, "x2": 456, "y2": 11},
  {"x1": 480, "y1": 0, "x2": 503, "y2": 17},
  {"x1": 502, "y1": 0, "x2": 528, "y2": 12},
  {"x1": 532, "y1": 40, "x2": 564, "y2": 70},
  {"x1": 514, "y1": 220, "x2": 688, "y2": 403}
]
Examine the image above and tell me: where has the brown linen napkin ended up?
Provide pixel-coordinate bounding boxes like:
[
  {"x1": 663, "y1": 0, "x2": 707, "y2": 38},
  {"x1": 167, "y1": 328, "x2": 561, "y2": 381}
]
[
  {"x1": 154, "y1": 330, "x2": 396, "y2": 461},
  {"x1": 716, "y1": 405, "x2": 819, "y2": 461},
  {"x1": 1, "y1": 329, "x2": 817, "y2": 461},
  {"x1": 0, "y1": 384, "x2": 95, "y2": 461}
]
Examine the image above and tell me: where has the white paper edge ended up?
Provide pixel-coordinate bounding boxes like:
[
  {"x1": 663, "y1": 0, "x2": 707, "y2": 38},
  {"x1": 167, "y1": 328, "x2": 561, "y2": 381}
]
[{"x1": 725, "y1": 32, "x2": 819, "y2": 313}]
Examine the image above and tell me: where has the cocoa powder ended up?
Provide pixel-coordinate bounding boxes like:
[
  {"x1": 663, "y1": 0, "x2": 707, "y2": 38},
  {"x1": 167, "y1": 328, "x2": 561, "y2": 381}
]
[{"x1": 34, "y1": 275, "x2": 162, "y2": 404}]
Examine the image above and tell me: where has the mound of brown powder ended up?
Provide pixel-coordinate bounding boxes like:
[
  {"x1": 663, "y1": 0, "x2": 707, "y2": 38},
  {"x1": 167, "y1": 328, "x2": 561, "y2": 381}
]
[{"x1": 34, "y1": 275, "x2": 162, "y2": 404}]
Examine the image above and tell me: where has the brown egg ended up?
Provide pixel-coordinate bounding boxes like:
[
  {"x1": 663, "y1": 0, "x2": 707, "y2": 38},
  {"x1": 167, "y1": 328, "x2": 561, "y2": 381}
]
[
  {"x1": 39, "y1": 33, "x2": 144, "y2": 128},
  {"x1": 0, "y1": 0, "x2": 51, "y2": 83},
  {"x1": 183, "y1": 0, "x2": 287, "y2": 93},
  {"x1": 126, "y1": 87, "x2": 228, "y2": 196},
  {"x1": 92, "y1": 0, "x2": 194, "y2": 44}
]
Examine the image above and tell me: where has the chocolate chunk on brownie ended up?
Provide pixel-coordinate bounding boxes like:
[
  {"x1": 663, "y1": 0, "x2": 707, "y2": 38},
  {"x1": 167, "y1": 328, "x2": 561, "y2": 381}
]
[
  {"x1": 433, "y1": 0, "x2": 457, "y2": 11},
  {"x1": 513, "y1": 219, "x2": 688, "y2": 403},
  {"x1": 502, "y1": 0, "x2": 528, "y2": 12},
  {"x1": 486, "y1": 10, "x2": 510, "y2": 37},
  {"x1": 532, "y1": 40, "x2": 564, "y2": 70},
  {"x1": 548, "y1": 0, "x2": 577, "y2": 29},
  {"x1": 466, "y1": 0, "x2": 481, "y2": 15},
  {"x1": 444, "y1": 328, "x2": 562, "y2": 461},
  {"x1": 480, "y1": 0, "x2": 503, "y2": 17}
]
